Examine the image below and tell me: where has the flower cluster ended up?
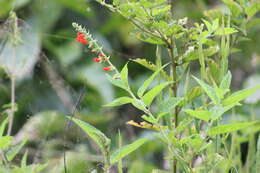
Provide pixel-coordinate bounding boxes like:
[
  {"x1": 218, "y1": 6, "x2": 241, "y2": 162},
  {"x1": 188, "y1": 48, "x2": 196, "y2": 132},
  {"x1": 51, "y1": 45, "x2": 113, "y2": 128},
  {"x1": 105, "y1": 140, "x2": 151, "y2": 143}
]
[
  {"x1": 73, "y1": 23, "x2": 113, "y2": 72},
  {"x1": 76, "y1": 32, "x2": 88, "y2": 44}
]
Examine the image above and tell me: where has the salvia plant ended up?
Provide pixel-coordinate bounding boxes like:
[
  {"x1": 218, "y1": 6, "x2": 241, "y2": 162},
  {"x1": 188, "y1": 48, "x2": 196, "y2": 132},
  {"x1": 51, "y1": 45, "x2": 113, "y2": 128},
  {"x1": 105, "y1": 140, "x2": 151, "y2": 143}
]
[
  {"x1": 69, "y1": 0, "x2": 260, "y2": 172},
  {"x1": 0, "y1": 0, "x2": 259, "y2": 173}
]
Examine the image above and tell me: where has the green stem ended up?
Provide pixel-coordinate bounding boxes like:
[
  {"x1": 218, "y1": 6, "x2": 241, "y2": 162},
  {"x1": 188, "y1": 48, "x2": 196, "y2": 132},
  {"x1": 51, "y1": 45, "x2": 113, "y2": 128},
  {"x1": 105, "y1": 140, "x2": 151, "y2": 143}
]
[
  {"x1": 167, "y1": 40, "x2": 179, "y2": 173},
  {"x1": 103, "y1": 151, "x2": 110, "y2": 173},
  {"x1": 7, "y1": 76, "x2": 15, "y2": 136},
  {"x1": 117, "y1": 130, "x2": 123, "y2": 173}
]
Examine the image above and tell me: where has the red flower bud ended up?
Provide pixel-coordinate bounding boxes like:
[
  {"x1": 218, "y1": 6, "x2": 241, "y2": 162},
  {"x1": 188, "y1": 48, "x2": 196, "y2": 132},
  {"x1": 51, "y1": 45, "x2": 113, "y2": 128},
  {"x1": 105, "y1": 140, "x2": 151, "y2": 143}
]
[
  {"x1": 103, "y1": 66, "x2": 112, "y2": 71},
  {"x1": 98, "y1": 53, "x2": 106, "y2": 57},
  {"x1": 77, "y1": 32, "x2": 83, "y2": 36},
  {"x1": 93, "y1": 57, "x2": 101, "y2": 63},
  {"x1": 76, "y1": 32, "x2": 88, "y2": 44}
]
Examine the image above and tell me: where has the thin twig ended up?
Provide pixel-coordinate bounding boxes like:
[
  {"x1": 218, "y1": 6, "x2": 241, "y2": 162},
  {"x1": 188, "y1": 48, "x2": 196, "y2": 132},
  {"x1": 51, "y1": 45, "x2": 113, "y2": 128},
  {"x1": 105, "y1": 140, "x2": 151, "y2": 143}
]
[{"x1": 63, "y1": 87, "x2": 86, "y2": 173}]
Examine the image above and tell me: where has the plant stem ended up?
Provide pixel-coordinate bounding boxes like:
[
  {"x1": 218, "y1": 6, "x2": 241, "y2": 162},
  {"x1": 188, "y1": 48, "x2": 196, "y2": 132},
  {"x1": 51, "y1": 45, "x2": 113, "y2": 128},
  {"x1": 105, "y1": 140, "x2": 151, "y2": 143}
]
[
  {"x1": 117, "y1": 130, "x2": 123, "y2": 173},
  {"x1": 167, "y1": 39, "x2": 179, "y2": 173},
  {"x1": 104, "y1": 151, "x2": 110, "y2": 173},
  {"x1": 7, "y1": 76, "x2": 15, "y2": 136}
]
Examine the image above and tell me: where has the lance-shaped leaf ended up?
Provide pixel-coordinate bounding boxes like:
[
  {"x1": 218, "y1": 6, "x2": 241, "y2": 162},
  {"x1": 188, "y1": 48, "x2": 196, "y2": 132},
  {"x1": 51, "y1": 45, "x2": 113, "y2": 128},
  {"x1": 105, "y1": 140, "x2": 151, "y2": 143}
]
[
  {"x1": 0, "y1": 118, "x2": 8, "y2": 136},
  {"x1": 132, "y1": 58, "x2": 171, "y2": 81},
  {"x1": 106, "y1": 74, "x2": 128, "y2": 91},
  {"x1": 184, "y1": 109, "x2": 211, "y2": 122},
  {"x1": 208, "y1": 121, "x2": 259, "y2": 137},
  {"x1": 6, "y1": 138, "x2": 27, "y2": 161},
  {"x1": 222, "y1": 85, "x2": 260, "y2": 106},
  {"x1": 215, "y1": 27, "x2": 238, "y2": 35},
  {"x1": 110, "y1": 138, "x2": 148, "y2": 164},
  {"x1": 158, "y1": 97, "x2": 183, "y2": 114},
  {"x1": 143, "y1": 82, "x2": 172, "y2": 106},
  {"x1": 193, "y1": 76, "x2": 219, "y2": 104},
  {"x1": 222, "y1": 0, "x2": 242, "y2": 17},
  {"x1": 120, "y1": 63, "x2": 129, "y2": 86},
  {"x1": 132, "y1": 99, "x2": 147, "y2": 112},
  {"x1": 137, "y1": 63, "x2": 169, "y2": 97},
  {"x1": 220, "y1": 71, "x2": 232, "y2": 93},
  {"x1": 245, "y1": 2, "x2": 260, "y2": 17},
  {"x1": 69, "y1": 117, "x2": 111, "y2": 153},
  {"x1": 104, "y1": 97, "x2": 134, "y2": 107}
]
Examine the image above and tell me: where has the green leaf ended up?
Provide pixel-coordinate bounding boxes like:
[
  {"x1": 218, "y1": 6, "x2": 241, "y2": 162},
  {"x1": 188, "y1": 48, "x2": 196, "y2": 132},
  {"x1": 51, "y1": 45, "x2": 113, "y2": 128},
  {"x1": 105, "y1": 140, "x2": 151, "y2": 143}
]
[
  {"x1": 182, "y1": 46, "x2": 219, "y2": 63},
  {"x1": 202, "y1": 19, "x2": 212, "y2": 31},
  {"x1": 151, "y1": 5, "x2": 171, "y2": 16},
  {"x1": 106, "y1": 74, "x2": 128, "y2": 91},
  {"x1": 143, "y1": 82, "x2": 172, "y2": 106},
  {"x1": 132, "y1": 99, "x2": 147, "y2": 112},
  {"x1": 135, "y1": 33, "x2": 165, "y2": 45},
  {"x1": 208, "y1": 121, "x2": 259, "y2": 136},
  {"x1": 0, "y1": 136, "x2": 13, "y2": 150},
  {"x1": 70, "y1": 117, "x2": 111, "y2": 153},
  {"x1": 186, "y1": 86, "x2": 203, "y2": 102},
  {"x1": 104, "y1": 97, "x2": 133, "y2": 107},
  {"x1": 220, "y1": 71, "x2": 232, "y2": 92},
  {"x1": 158, "y1": 97, "x2": 183, "y2": 114},
  {"x1": 6, "y1": 139, "x2": 27, "y2": 162},
  {"x1": 0, "y1": 118, "x2": 8, "y2": 137},
  {"x1": 214, "y1": 87, "x2": 225, "y2": 100},
  {"x1": 222, "y1": 85, "x2": 260, "y2": 106},
  {"x1": 180, "y1": 134, "x2": 204, "y2": 150},
  {"x1": 222, "y1": 0, "x2": 242, "y2": 17},
  {"x1": 215, "y1": 27, "x2": 238, "y2": 35},
  {"x1": 184, "y1": 109, "x2": 211, "y2": 122},
  {"x1": 137, "y1": 63, "x2": 169, "y2": 97},
  {"x1": 110, "y1": 138, "x2": 148, "y2": 164},
  {"x1": 176, "y1": 119, "x2": 193, "y2": 133},
  {"x1": 120, "y1": 63, "x2": 129, "y2": 86},
  {"x1": 132, "y1": 58, "x2": 156, "y2": 71},
  {"x1": 141, "y1": 114, "x2": 157, "y2": 124},
  {"x1": 193, "y1": 76, "x2": 219, "y2": 104},
  {"x1": 245, "y1": 2, "x2": 260, "y2": 17},
  {"x1": 132, "y1": 58, "x2": 171, "y2": 81},
  {"x1": 113, "y1": 0, "x2": 121, "y2": 6},
  {"x1": 208, "y1": 59, "x2": 220, "y2": 83},
  {"x1": 21, "y1": 150, "x2": 28, "y2": 168}
]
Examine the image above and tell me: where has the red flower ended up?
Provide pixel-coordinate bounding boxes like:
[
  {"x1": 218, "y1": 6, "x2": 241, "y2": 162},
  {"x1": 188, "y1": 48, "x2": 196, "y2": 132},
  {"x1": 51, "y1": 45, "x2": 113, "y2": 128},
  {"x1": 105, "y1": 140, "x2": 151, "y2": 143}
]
[
  {"x1": 103, "y1": 66, "x2": 112, "y2": 71},
  {"x1": 93, "y1": 57, "x2": 101, "y2": 63},
  {"x1": 76, "y1": 32, "x2": 88, "y2": 44},
  {"x1": 98, "y1": 53, "x2": 106, "y2": 57}
]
